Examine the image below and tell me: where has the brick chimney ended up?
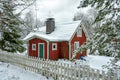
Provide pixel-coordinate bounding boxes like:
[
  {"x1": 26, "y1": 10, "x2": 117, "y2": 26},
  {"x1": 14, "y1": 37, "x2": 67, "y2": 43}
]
[{"x1": 46, "y1": 18, "x2": 55, "y2": 34}]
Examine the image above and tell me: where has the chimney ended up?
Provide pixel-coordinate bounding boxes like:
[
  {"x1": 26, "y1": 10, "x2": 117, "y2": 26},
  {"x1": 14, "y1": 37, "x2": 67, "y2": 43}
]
[{"x1": 46, "y1": 18, "x2": 55, "y2": 34}]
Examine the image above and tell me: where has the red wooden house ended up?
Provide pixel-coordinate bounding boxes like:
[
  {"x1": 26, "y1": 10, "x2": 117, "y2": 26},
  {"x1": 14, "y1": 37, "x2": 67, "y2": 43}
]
[{"x1": 24, "y1": 18, "x2": 87, "y2": 60}]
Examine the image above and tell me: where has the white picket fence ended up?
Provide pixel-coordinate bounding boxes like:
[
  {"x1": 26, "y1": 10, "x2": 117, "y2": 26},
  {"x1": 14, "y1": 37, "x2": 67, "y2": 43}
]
[{"x1": 0, "y1": 52, "x2": 117, "y2": 80}]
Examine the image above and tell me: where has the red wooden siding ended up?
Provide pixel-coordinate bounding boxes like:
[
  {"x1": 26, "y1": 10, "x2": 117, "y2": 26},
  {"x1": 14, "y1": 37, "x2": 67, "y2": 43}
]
[
  {"x1": 49, "y1": 41, "x2": 69, "y2": 60},
  {"x1": 49, "y1": 42, "x2": 60, "y2": 60},
  {"x1": 60, "y1": 41, "x2": 69, "y2": 59},
  {"x1": 70, "y1": 30, "x2": 86, "y2": 59},
  {"x1": 29, "y1": 38, "x2": 47, "y2": 59}
]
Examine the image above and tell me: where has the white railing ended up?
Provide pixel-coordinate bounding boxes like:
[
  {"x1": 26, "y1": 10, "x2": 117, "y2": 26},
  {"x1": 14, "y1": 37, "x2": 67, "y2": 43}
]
[{"x1": 0, "y1": 51, "x2": 117, "y2": 80}]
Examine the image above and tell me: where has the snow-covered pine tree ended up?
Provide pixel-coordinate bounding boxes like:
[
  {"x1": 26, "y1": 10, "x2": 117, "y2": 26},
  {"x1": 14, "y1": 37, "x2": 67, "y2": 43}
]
[
  {"x1": 74, "y1": 0, "x2": 120, "y2": 78},
  {"x1": 75, "y1": 0, "x2": 120, "y2": 58},
  {"x1": 0, "y1": 0, "x2": 25, "y2": 52}
]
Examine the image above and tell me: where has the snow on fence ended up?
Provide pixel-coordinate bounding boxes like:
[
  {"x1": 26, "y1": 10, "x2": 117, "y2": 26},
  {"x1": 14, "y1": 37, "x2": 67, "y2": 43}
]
[{"x1": 0, "y1": 52, "x2": 117, "y2": 80}]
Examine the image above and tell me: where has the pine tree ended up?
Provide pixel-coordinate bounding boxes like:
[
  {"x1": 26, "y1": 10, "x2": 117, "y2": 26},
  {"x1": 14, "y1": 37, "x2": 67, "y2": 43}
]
[
  {"x1": 0, "y1": 0, "x2": 25, "y2": 52},
  {"x1": 75, "y1": 0, "x2": 120, "y2": 78},
  {"x1": 76, "y1": 0, "x2": 120, "y2": 58}
]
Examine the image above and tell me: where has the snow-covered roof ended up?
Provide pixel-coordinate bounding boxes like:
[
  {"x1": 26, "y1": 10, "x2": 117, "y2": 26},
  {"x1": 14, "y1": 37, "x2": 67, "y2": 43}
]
[{"x1": 24, "y1": 21, "x2": 81, "y2": 41}]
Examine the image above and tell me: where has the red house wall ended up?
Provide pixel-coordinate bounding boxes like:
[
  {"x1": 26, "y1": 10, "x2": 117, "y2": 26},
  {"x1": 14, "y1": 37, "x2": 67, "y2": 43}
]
[
  {"x1": 29, "y1": 38, "x2": 47, "y2": 59},
  {"x1": 60, "y1": 41, "x2": 69, "y2": 59},
  {"x1": 49, "y1": 42, "x2": 60, "y2": 60},
  {"x1": 70, "y1": 30, "x2": 86, "y2": 59}
]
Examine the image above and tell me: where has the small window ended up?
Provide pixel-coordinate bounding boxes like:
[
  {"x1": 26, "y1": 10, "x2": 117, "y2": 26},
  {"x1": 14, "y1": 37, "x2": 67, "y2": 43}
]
[
  {"x1": 32, "y1": 44, "x2": 36, "y2": 50},
  {"x1": 77, "y1": 27, "x2": 82, "y2": 37},
  {"x1": 74, "y1": 42, "x2": 79, "y2": 50},
  {"x1": 52, "y1": 43, "x2": 57, "y2": 50}
]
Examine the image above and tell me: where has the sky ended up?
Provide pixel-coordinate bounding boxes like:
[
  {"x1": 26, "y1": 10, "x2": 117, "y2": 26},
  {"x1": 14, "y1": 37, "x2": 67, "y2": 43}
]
[{"x1": 23, "y1": 0, "x2": 81, "y2": 23}]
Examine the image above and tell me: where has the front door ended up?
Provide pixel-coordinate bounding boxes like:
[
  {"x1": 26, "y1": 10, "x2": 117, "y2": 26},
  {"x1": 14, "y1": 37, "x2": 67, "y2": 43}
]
[{"x1": 38, "y1": 43, "x2": 44, "y2": 58}]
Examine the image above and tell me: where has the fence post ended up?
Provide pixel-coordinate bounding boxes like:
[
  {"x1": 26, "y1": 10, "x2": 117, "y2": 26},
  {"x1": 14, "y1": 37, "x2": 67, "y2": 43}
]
[
  {"x1": 58, "y1": 62, "x2": 62, "y2": 80},
  {"x1": 66, "y1": 64, "x2": 69, "y2": 80},
  {"x1": 78, "y1": 66, "x2": 81, "y2": 80},
  {"x1": 60, "y1": 62, "x2": 62, "y2": 80},
  {"x1": 86, "y1": 68, "x2": 89, "y2": 80},
  {"x1": 72, "y1": 64, "x2": 75, "y2": 80},
  {"x1": 62, "y1": 63, "x2": 65, "y2": 80},
  {"x1": 74, "y1": 64, "x2": 77, "y2": 80}
]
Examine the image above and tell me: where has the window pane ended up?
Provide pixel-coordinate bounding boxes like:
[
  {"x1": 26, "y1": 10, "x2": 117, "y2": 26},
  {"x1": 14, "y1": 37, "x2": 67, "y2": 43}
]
[
  {"x1": 53, "y1": 45, "x2": 56, "y2": 48},
  {"x1": 32, "y1": 44, "x2": 36, "y2": 50},
  {"x1": 52, "y1": 43, "x2": 57, "y2": 50},
  {"x1": 74, "y1": 42, "x2": 79, "y2": 50}
]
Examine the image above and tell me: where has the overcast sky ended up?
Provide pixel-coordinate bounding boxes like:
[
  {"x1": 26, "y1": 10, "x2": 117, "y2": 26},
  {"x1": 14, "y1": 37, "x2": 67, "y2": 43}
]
[{"x1": 24, "y1": 0, "x2": 81, "y2": 23}]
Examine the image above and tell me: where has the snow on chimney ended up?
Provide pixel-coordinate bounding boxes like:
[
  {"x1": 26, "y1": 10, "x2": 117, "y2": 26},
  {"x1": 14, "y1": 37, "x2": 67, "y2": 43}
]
[{"x1": 46, "y1": 18, "x2": 55, "y2": 34}]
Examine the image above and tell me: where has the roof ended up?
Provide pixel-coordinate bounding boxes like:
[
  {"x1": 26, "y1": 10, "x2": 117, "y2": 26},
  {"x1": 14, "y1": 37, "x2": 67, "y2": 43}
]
[{"x1": 24, "y1": 21, "x2": 81, "y2": 41}]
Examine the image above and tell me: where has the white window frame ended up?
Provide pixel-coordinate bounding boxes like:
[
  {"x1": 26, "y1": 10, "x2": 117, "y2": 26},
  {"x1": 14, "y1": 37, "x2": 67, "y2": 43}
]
[
  {"x1": 52, "y1": 43, "x2": 57, "y2": 50},
  {"x1": 32, "y1": 44, "x2": 36, "y2": 50},
  {"x1": 77, "y1": 27, "x2": 82, "y2": 37},
  {"x1": 74, "y1": 42, "x2": 79, "y2": 50}
]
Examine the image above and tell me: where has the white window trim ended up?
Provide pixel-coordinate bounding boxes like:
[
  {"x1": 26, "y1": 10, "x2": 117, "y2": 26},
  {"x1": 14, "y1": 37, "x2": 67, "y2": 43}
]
[
  {"x1": 74, "y1": 42, "x2": 79, "y2": 50},
  {"x1": 77, "y1": 27, "x2": 82, "y2": 37},
  {"x1": 52, "y1": 43, "x2": 57, "y2": 50},
  {"x1": 32, "y1": 44, "x2": 36, "y2": 50}
]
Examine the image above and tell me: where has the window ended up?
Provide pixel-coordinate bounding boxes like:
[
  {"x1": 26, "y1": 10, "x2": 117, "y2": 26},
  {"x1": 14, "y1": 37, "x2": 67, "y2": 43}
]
[
  {"x1": 52, "y1": 43, "x2": 57, "y2": 50},
  {"x1": 32, "y1": 44, "x2": 36, "y2": 50},
  {"x1": 74, "y1": 42, "x2": 79, "y2": 50},
  {"x1": 77, "y1": 27, "x2": 82, "y2": 37}
]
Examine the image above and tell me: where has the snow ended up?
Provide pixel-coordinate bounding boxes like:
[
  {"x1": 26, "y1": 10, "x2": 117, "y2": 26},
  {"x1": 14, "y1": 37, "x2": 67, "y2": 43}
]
[
  {"x1": 0, "y1": 62, "x2": 51, "y2": 80},
  {"x1": 0, "y1": 3, "x2": 3, "y2": 12},
  {"x1": 58, "y1": 55, "x2": 120, "y2": 79},
  {"x1": 0, "y1": 53, "x2": 120, "y2": 79},
  {"x1": 24, "y1": 20, "x2": 81, "y2": 41},
  {"x1": 116, "y1": 61, "x2": 120, "y2": 66},
  {"x1": 58, "y1": 55, "x2": 118, "y2": 71},
  {"x1": 85, "y1": 55, "x2": 114, "y2": 70},
  {"x1": 16, "y1": 50, "x2": 27, "y2": 56}
]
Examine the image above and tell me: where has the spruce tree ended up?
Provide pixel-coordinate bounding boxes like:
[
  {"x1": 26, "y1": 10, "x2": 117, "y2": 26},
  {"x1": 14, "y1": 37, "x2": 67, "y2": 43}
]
[
  {"x1": 76, "y1": 0, "x2": 120, "y2": 58},
  {"x1": 75, "y1": 0, "x2": 120, "y2": 78},
  {"x1": 0, "y1": 0, "x2": 25, "y2": 52}
]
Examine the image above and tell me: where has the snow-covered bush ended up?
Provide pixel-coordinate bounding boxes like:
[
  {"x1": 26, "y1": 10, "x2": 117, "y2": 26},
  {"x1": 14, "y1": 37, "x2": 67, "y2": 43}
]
[{"x1": 103, "y1": 59, "x2": 120, "y2": 80}]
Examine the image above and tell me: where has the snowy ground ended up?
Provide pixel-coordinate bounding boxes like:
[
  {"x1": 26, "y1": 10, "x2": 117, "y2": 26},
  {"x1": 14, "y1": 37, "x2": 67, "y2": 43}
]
[
  {"x1": 0, "y1": 54, "x2": 119, "y2": 80},
  {"x1": 58, "y1": 55, "x2": 120, "y2": 71},
  {"x1": 84, "y1": 55, "x2": 114, "y2": 70},
  {"x1": 0, "y1": 62, "x2": 52, "y2": 80}
]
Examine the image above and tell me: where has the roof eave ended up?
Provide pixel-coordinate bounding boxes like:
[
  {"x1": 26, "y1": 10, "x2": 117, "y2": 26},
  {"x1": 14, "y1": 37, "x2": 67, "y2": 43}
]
[
  {"x1": 23, "y1": 35, "x2": 70, "y2": 42},
  {"x1": 23, "y1": 35, "x2": 49, "y2": 42}
]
